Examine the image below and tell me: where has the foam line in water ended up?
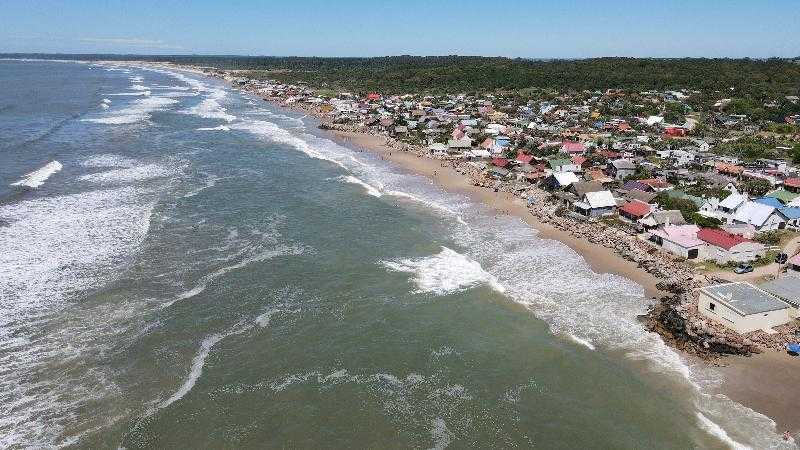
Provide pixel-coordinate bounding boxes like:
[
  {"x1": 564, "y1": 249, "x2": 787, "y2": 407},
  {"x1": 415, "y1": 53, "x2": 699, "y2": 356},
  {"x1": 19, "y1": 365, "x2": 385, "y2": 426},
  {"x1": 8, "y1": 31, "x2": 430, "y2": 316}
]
[
  {"x1": 339, "y1": 175, "x2": 383, "y2": 197},
  {"x1": 160, "y1": 334, "x2": 223, "y2": 409},
  {"x1": 167, "y1": 244, "x2": 306, "y2": 308},
  {"x1": 381, "y1": 246, "x2": 506, "y2": 295},
  {"x1": 196, "y1": 125, "x2": 230, "y2": 131},
  {"x1": 566, "y1": 334, "x2": 596, "y2": 351},
  {"x1": 11, "y1": 161, "x2": 62, "y2": 188},
  {"x1": 696, "y1": 413, "x2": 752, "y2": 450}
]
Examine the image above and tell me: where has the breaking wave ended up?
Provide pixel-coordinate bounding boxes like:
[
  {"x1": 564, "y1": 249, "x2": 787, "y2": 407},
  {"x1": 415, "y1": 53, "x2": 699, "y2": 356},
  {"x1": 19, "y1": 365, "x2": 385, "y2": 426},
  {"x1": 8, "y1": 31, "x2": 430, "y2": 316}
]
[
  {"x1": 381, "y1": 246, "x2": 505, "y2": 295},
  {"x1": 697, "y1": 413, "x2": 751, "y2": 450},
  {"x1": 82, "y1": 96, "x2": 178, "y2": 125},
  {"x1": 0, "y1": 187, "x2": 155, "y2": 447},
  {"x1": 197, "y1": 125, "x2": 230, "y2": 131},
  {"x1": 80, "y1": 163, "x2": 178, "y2": 184},
  {"x1": 11, "y1": 160, "x2": 62, "y2": 188}
]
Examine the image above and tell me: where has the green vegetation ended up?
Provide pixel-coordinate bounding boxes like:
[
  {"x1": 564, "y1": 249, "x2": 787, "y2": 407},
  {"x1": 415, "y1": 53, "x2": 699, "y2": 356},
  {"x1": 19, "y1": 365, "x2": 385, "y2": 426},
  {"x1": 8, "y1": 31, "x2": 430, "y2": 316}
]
[
  {"x1": 623, "y1": 167, "x2": 653, "y2": 182},
  {"x1": 8, "y1": 54, "x2": 800, "y2": 97},
  {"x1": 653, "y1": 192, "x2": 698, "y2": 222},
  {"x1": 689, "y1": 213, "x2": 722, "y2": 228},
  {"x1": 754, "y1": 230, "x2": 782, "y2": 246},
  {"x1": 712, "y1": 136, "x2": 788, "y2": 162},
  {"x1": 741, "y1": 178, "x2": 772, "y2": 197}
]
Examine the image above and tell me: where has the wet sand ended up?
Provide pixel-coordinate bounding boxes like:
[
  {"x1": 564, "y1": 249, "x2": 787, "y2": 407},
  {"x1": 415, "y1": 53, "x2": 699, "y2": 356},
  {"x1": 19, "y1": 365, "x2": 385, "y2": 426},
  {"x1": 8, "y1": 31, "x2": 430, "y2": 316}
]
[{"x1": 717, "y1": 352, "x2": 800, "y2": 434}]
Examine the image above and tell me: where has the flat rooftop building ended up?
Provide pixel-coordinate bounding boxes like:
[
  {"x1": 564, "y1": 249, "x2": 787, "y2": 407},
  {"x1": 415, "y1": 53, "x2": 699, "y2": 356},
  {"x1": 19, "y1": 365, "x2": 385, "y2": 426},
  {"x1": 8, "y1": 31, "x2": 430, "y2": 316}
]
[{"x1": 697, "y1": 282, "x2": 792, "y2": 334}]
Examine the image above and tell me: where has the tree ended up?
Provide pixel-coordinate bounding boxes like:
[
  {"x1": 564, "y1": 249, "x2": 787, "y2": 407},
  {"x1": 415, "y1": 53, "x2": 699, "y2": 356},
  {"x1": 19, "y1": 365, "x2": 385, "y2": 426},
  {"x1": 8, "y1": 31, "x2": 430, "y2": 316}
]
[
  {"x1": 742, "y1": 179, "x2": 771, "y2": 197},
  {"x1": 653, "y1": 193, "x2": 699, "y2": 221},
  {"x1": 690, "y1": 213, "x2": 722, "y2": 228},
  {"x1": 623, "y1": 166, "x2": 654, "y2": 182},
  {"x1": 792, "y1": 143, "x2": 800, "y2": 165}
]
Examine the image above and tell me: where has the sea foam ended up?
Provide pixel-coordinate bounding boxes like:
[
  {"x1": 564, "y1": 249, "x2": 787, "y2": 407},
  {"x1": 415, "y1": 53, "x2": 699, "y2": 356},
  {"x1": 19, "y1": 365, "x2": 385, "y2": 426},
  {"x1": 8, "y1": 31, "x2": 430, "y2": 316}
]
[
  {"x1": 11, "y1": 161, "x2": 62, "y2": 188},
  {"x1": 339, "y1": 175, "x2": 383, "y2": 197},
  {"x1": 381, "y1": 246, "x2": 506, "y2": 295}
]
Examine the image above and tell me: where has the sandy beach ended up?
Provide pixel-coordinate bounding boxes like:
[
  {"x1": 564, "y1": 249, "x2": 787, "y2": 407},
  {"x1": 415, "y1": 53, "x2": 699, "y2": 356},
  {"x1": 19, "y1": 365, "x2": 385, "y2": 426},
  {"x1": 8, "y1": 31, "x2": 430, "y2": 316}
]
[
  {"x1": 328, "y1": 129, "x2": 800, "y2": 436},
  {"x1": 330, "y1": 130, "x2": 663, "y2": 299}
]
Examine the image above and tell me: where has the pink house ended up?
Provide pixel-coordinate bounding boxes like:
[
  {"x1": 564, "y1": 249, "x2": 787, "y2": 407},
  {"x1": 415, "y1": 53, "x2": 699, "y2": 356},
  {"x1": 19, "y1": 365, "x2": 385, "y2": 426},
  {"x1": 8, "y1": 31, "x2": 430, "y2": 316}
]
[{"x1": 649, "y1": 225, "x2": 704, "y2": 259}]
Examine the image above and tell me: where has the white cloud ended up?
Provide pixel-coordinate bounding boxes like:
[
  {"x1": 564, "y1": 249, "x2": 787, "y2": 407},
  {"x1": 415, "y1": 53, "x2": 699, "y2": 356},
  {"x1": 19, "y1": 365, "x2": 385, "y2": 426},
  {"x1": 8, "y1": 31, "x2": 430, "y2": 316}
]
[{"x1": 79, "y1": 38, "x2": 183, "y2": 49}]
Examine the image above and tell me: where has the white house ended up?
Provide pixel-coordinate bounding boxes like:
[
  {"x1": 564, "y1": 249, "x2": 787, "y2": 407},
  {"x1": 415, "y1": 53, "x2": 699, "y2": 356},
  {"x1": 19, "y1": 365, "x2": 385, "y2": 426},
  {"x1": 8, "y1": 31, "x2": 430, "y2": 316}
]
[
  {"x1": 731, "y1": 201, "x2": 787, "y2": 231},
  {"x1": 573, "y1": 190, "x2": 617, "y2": 218},
  {"x1": 716, "y1": 192, "x2": 747, "y2": 218},
  {"x1": 697, "y1": 282, "x2": 792, "y2": 333}
]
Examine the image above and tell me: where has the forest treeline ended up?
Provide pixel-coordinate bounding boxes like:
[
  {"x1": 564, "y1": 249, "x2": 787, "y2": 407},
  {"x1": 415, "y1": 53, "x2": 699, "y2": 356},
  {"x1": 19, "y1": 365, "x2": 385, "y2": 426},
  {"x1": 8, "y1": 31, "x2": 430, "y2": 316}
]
[{"x1": 6, "y1": 54, "x2": 800, "y2": 96}]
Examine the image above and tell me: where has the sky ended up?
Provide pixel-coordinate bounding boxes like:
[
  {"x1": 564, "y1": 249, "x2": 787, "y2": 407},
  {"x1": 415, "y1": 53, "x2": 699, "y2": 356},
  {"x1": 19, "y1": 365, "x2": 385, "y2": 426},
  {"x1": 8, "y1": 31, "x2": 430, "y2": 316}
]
[{"x1": 1, "y1": 0, "x2": 799, "y2": 58}]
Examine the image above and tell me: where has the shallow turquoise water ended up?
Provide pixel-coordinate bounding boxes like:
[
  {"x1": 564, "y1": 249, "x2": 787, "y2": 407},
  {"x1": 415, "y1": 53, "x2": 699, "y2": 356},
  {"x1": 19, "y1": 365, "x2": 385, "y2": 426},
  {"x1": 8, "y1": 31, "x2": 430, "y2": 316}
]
[{"x1": 0, "y1": 59, "x2": 791, "y2": 449}]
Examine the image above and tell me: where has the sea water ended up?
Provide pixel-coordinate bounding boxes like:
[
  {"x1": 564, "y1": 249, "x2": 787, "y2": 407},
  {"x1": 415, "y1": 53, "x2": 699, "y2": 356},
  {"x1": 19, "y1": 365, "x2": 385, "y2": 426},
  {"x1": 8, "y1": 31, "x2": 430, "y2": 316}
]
[{"x1": 0, "y1": 59, "x2": 793, "y2": 449}]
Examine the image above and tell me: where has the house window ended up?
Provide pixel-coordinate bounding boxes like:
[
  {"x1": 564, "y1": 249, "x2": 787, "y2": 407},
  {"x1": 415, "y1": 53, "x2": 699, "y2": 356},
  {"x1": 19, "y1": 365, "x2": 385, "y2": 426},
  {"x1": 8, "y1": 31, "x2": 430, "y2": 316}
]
[{"x1": 709, "y1": 302, "x2": 716, "y2": 311}]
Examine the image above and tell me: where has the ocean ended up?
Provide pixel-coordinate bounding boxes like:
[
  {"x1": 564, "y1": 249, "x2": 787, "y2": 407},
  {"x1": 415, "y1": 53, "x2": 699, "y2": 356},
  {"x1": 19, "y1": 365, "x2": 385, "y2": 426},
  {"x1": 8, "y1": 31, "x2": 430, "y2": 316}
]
[{"x1": 0, "y1": 59, "x2": 792, "y2": 449}]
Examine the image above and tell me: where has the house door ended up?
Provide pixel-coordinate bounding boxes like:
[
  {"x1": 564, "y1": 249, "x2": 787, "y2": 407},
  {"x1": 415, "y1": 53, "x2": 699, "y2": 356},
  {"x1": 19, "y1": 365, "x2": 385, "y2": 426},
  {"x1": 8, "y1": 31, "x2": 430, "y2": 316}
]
[{"x1": 687, "y1": 249, "x2": 699, "y2": 259}]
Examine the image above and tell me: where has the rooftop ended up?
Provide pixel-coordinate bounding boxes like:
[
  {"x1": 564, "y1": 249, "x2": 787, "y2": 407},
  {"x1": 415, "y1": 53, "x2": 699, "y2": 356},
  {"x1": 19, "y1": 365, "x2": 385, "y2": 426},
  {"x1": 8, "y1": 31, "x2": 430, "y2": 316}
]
[
  {"x1": 759, "y1": 276, "x2": 800, "y2": 308},
  {"x1": 699, "y1": 282, "x2": 790, "y2": 316}
]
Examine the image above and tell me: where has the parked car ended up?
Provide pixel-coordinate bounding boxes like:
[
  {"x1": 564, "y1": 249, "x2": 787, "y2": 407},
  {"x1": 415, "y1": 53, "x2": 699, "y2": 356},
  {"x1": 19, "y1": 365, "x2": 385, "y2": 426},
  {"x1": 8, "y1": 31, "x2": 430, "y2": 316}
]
[
  {"x1": 734, "y1": 264, "x2": 754, "y2": 274},
  {"x1": 775, "y1": 253, "x2": 788, "y2": 264}
]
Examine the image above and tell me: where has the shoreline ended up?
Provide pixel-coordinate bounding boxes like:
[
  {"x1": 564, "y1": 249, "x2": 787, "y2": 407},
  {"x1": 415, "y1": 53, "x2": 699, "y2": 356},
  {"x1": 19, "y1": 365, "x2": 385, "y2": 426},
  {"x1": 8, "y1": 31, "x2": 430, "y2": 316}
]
[
  {"x1": 329, "y1": 130, "x2": 664, "y2": 298},
  {"x1": 326, "y1": 128, "x2": 800, "y2": 435},
  {"x1": 122, "y1": 61, "x2": 800, "y2": 438}
]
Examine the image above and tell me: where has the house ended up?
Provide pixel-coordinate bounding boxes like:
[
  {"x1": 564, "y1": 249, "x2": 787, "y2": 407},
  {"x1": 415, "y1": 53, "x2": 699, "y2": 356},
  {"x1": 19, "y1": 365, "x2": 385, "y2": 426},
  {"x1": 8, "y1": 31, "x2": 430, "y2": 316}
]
[
  {"x1": 664, "y1": 127, "x2": 687, "y2": 137},
  {"x1": 649, "y1": 224, "x2": 705, "y2": 259},
  {"x1": 619, "y1": 200, "x2": 652, "y2": 222},
  {"x1": 548, "y1": 158, "x2": 578, "y2": 173},
  {"x1": 731, "y1": 201, "x2": 787, "y2": 231},
  {"x1": 697, "y1": 228, "x2": 766, "y2": 264},
  {"x1": 638, "y1": 178, "x2": 673, "y2": 192},
  {"x1": 491, "y1": 158, "x2": 511, "y2": 169},
  {"x1": 759, "y1": 276, "x2": 800, "y2": 312},
  {"x1": 572, "y1": 190, "x2": 617, "y2": 218},
  {"x1": 623, "y1": 180, "x2": 652, "y2": 193},
  {"x1": 639, "y1": 209, "x2": 687, "y2": 229},
  {"x1": 697, "y1": 282, "x2": 792, "y2": 333},
  {"x1": 765, "y1": 189, "x2": 799, "y2": 205},
  {"x1": 609, "y1": 159, "x2": 637, "y2": 180},
  {"x1": 784, "y1": 177, "x2": 800, "y2": 193},
  {"x1": 717, "y1": 192, "x2": 747, "y2": 217},
  {"x1": 561, "y1": 141, "x2": 587, "y2": 155},
  {"x1": 448, "y1": 137, "x2": 473, "y2": 150},
  {"x1": 779, "y1": 207, "x2": 800, "y2": 228},
  {"x1": 542, "y1": 171, "x2": 580, "y2": 190}
]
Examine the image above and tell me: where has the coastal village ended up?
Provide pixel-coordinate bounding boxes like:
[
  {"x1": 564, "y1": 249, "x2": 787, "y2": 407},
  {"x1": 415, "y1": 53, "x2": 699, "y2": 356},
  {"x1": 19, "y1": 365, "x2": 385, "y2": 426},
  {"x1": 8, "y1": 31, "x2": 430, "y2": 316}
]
[{"x1": 207, "y1": 67, "x2": 800, "y2": 360}]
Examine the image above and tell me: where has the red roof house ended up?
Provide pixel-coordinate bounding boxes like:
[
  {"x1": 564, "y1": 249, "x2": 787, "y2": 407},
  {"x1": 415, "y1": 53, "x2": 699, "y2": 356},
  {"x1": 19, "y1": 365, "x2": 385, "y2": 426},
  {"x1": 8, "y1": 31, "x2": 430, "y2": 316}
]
[
  {"x1": 571, "y1": 155, "x2": 588, "y2": 168},
  {"x1": 664, "y1": 127, "x2": 687, "y2": 137},
  {"x1": 562, "y1": 141, "x2": 587, "y2": 154},
  {"x1": 696, "y1": 228, "x2": 750, "y2": 250},
  {"x1": 783, "y1": 177, "x2": 800, "y2": 193},
  {"x1": 516, "y1": 153, "x2": 534, "y2": 164},
  {"x1": 491, "y1": 158, "x2": 510, "y2": 168},
  {"x1": 619, "y1": 200, "x2": 652, "y2": 221},
  {"x1": 366, "y1": 93, "x2": 381, "y2": 101}
]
